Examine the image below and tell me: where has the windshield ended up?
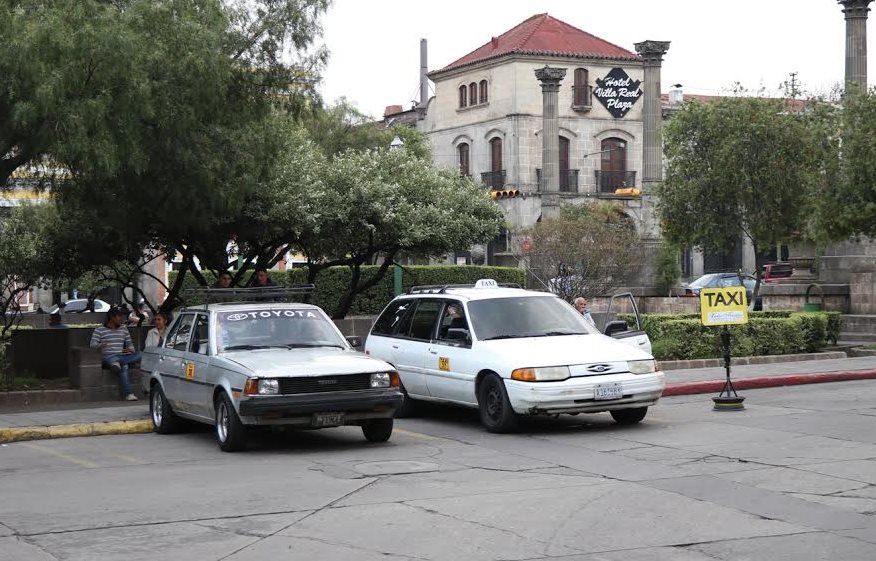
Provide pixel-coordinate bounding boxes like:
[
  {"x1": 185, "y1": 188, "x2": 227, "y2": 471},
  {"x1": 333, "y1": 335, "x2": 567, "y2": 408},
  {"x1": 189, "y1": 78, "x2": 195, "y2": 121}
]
[
  {"x1": 467, "y1": 295, "x2": 597, "y2": 341},
  {"x1": 217, "y1": 308, "x2": 346, "y2": 353},
  {"x1": 687, "y1": 274, "x2": 719, "y2": 289}
]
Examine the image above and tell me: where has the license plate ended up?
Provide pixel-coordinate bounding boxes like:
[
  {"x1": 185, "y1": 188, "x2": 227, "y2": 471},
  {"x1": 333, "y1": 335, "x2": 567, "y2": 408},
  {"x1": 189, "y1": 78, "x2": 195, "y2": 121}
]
[
  {"x1": 594, "y1": 383, "x2": 623, "y2": 400},
  {"x1": 312, "y1": 413, "x2": 345, "y2": 427}
]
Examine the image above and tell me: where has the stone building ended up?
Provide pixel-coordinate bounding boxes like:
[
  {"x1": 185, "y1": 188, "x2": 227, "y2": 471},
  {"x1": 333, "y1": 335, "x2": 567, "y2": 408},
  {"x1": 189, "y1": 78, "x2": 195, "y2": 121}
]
[{"x1": 410, "y1": 14, "x2": 668, "y2": 284}]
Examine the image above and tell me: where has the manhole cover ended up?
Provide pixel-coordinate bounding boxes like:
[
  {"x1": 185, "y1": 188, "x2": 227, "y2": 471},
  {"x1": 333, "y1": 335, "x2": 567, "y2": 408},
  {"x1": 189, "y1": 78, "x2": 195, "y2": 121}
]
[{"x1": 354, "y1": 460, "x2": 440, "y2": 476}]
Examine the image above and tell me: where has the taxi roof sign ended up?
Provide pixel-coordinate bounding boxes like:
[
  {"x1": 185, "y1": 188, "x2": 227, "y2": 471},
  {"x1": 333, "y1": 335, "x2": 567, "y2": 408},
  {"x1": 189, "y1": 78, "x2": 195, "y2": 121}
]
[{"x1": 700, "y1": 286, "x2": 749, "y2": 326}]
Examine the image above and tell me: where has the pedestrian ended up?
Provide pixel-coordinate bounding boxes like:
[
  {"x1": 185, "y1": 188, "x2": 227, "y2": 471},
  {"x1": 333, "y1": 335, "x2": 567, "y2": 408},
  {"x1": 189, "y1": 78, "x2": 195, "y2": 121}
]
[
  {"x1": 573, "y1": 296, "x2": 596, "y2": 327},
  {"x1": 144, "y1": 311, "x2": 172, "y2": 348},
  {"x1": 48, "y1": 312, "x2": 68, "y2": 329},
  {"x1": 90, "y1": 306, "x2": 141, "y2": 401},
  {"x1": 128, "y1": 301, "x2": 151, "y2": 326},
  {"x1": 249, "y1": 267, "x2": 277, "y2": 287},
  {"x1": 215, "y1": 271, "x2": 233, "y2": 288}
]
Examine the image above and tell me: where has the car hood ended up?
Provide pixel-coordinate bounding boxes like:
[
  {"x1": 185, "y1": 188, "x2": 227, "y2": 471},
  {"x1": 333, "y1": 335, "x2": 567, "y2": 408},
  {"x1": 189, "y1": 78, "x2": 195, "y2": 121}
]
[
  {"x1": 476, "y1": 333, "x2": 654, "y2": 365},
  {"x1": 221, "y1": 348, "x2": 393, "y2": 377}
]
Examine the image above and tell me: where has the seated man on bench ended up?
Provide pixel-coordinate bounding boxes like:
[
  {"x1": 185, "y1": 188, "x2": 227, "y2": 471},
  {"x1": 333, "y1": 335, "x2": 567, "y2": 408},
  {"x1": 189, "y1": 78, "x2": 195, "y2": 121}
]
[{"x1": 90, "y1": 305, "x2": 141, "y2": 401}]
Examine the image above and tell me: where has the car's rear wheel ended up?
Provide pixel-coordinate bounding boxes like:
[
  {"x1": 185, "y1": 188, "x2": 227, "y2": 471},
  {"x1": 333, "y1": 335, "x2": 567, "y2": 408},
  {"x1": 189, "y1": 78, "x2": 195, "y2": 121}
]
[
  {"x1": 478, "y1": 374, "x2": 518, "y2": 433},
  {"x1": 362, "y1": 418, "x2": 393, "y2": 442},
  {"x1": 215, "y1": 393, "x2": 247, "y2": 452},
  {"x1": 610, "y1": 407, "x2": 648, "y2": 425},
  {"x1": 150, "y1": 384, "x2": 182, "y2": 434}
]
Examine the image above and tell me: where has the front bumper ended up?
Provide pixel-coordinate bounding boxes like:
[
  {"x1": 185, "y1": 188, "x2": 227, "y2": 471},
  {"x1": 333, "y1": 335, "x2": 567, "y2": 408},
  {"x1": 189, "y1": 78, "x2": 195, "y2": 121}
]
[
  {"x1": 505, "y1": 371, "x2": 665, "y2": 415},
  {"x1": 238, "y1": 388, "x2": 403, "y2": 419}
]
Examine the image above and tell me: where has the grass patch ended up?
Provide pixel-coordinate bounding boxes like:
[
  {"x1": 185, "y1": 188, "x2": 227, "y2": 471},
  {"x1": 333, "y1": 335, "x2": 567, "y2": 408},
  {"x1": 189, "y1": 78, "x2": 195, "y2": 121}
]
[
  {"x1": 863, "y1": 343, "x2": 876, "y2": 350},
  {"x1": 1, "y1": 376, "x2": 71, "y2": 392}
]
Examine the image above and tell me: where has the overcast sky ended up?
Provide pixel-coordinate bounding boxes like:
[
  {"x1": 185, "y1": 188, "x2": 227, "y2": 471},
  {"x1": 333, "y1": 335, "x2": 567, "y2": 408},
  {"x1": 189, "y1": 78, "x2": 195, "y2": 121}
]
[{"x1": 320, "y1": 0, "x2": 872, "y2": 119}]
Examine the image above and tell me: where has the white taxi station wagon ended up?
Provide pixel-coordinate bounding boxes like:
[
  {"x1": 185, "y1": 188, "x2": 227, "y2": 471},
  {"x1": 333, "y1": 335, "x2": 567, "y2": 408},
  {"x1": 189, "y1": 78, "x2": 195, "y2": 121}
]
[
  {"x1": 364, "y1": 279, "x2": 665, "y2": 432},
  {"x1": 140, "y1": 287, "x2": 403, "y2": 452}
]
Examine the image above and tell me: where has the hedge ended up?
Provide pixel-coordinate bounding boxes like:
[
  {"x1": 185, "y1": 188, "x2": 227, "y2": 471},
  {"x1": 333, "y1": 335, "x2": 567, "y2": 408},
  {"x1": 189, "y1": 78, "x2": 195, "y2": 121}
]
[
  {"x1": 624, "y1": 311, "x2": 842, "y2": 360},
  {"x1": 168, "y1": 265, "x2": 524, "y2": 316}
]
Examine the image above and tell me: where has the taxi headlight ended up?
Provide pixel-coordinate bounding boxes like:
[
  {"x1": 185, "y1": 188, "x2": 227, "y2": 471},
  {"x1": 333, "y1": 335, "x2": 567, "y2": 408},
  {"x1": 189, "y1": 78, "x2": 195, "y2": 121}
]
[
  {"x1": 370, "y1": 372, "x2": 391, "y2": 388},
  {"x1": 257, "y1": 378, "x2": 279, "y2": 395},
  {"x1": 511, "y1": 366, "x2": 570, "y2": 382},
  {"x1": 628, "y1": 360, "x2": 656, "y2": 375}
]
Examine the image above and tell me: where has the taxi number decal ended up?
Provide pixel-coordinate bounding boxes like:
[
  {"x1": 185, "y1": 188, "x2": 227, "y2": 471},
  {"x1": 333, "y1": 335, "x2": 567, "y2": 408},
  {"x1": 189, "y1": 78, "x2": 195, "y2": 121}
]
[
  {"x1": 185, "y1": 363, "x2": 196, "y2": 380},
  {"x1": 438, "y1": 357, "x2": 450, "y2": 371}
]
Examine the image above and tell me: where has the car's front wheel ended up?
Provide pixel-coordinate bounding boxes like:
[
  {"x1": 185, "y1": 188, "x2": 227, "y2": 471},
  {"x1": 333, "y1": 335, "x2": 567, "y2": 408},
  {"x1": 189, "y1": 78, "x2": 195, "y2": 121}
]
[
  {"x1": 150, "y1": 384, "x2": 182, "y2": 434},
  {"x1": 478, "y1": 374, "x2": 518, "y2": 433},
  {"x1": 215, "y1": 393, "x2": 247, "y2": 452},
  {"x1": 610, "y1": 407, "x2": 648, "y2": 425},
  {"x1": 362, "y1": 418, "x2": 393, "y2": 442}
]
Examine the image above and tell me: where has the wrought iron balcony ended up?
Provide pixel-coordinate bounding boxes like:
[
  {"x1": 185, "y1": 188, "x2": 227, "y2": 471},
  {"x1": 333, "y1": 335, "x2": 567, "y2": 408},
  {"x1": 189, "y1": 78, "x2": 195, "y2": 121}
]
[
  {"x1": 480, "y1": 170, "x2": 506, "y2": 188},
  {"x1": 535, "y1": 169, "x2": 580, "y2": 193},
  {"x1": 595, "y1": 170, "x2": 637, "y2": 194}
]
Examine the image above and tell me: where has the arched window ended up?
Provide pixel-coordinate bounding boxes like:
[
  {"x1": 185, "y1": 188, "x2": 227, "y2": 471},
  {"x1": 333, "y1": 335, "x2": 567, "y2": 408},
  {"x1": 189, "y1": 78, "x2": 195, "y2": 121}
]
[
  {"x1": 469, "y1": 83, "x2": 477, "y2": 106},
  {"x1": 559, "y1": 136, "x2": 570, "y2": 191},
  {"x1": 457, "y1": 143, "x2": 470, "y2": 177},
  {"x1": 598, "y1": 137, "x2": 628, "y2": 193},
  {"x1": 573, "y1": 68, "x2": 591, "y2": 107},
  {"x1": 458, "y1": 85, "x2": 467, "y2": 108},
  {"x1": 487, "y1": 137, "x2": 504, "y2": 187},
  {"x1": 479, "y1": 80, "x2": 488, "y2": 104}
]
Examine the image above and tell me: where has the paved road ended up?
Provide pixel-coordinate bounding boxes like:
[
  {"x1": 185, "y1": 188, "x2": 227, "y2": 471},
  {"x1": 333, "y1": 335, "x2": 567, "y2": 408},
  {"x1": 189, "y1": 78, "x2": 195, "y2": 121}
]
[{"x1": 1, "y1": 381, "x2": 875, "y2": 560}]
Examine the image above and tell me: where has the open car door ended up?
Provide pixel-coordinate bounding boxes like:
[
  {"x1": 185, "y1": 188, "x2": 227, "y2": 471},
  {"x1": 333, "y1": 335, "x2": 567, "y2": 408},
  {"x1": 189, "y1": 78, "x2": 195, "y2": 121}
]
[{"x1": 601, "y1": 292, "x2": 652, "y2": 354}]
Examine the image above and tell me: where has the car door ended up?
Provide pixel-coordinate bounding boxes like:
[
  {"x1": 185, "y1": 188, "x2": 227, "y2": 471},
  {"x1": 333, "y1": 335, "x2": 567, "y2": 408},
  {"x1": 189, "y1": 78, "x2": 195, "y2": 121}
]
[
  {"x1": 180, "y1": 313, "x2": 213, "y2": 420},
  {"x1": 391, "y1": 299, "x2": 443, "y2": 398},
  {"x1": 161, "y1": 313, "x2": 196, "y2": 414},
  {"x1": 602, "y1": 292, "x2": 652, "y2": 354},
  {"x1": 425, "y1": 300, "x2": 476, "y2": 404}
]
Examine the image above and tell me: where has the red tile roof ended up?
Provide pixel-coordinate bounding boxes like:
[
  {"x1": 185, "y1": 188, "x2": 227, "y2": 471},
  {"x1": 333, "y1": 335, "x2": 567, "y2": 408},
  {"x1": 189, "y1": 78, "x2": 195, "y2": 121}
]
[{"x1": 433, "y1": 13, "x2": 640, "y2": 76}]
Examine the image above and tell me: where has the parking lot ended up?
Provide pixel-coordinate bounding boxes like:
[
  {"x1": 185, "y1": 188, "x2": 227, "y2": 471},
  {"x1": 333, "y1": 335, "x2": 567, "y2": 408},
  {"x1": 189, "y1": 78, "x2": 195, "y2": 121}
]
[{"x1": 2, "y1": 381, "x2": 876, "y2": 560}]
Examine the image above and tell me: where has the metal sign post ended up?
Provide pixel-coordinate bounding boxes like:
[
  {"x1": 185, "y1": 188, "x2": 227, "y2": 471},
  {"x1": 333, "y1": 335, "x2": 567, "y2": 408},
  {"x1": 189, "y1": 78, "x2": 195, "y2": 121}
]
[{"x1": 699, "y1": 286, "x2": 748, "y2": 411}]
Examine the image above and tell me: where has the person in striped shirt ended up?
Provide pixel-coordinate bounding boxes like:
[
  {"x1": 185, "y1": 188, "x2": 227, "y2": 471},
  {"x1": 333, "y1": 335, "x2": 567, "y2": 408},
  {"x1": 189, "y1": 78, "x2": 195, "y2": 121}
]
[{"x1": 90, "y1": 306, "x2": 141, "y2": 401}]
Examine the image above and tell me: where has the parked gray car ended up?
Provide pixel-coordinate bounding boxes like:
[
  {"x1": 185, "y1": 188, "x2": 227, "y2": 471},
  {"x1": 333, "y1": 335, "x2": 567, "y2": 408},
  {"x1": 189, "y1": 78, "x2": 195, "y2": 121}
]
[{"x1": 140, "y1": 301, "x2": 403, "y2": 451}]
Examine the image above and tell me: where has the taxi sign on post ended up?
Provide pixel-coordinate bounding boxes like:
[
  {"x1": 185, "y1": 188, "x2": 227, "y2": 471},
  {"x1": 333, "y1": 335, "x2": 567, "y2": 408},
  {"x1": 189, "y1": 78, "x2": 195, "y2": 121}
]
[{"x1": 699, "y1": 286, "x2": 749, "y2": 326}]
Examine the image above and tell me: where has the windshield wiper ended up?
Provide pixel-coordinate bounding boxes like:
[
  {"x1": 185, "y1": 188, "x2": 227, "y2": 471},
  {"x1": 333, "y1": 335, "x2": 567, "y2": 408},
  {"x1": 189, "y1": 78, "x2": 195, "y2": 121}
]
[
  {"x1": 481, "y1": 334, "x2": 520, "y2": 340},
  {"x1": 283, "y1": 343, "x2": 346, "y2": 349},
  {"x1": 222, "y1": 344, "x2": 277, "y2": 351},
  {"x1": 532, "y1": 330, "x2": 587, "y2": 337}
]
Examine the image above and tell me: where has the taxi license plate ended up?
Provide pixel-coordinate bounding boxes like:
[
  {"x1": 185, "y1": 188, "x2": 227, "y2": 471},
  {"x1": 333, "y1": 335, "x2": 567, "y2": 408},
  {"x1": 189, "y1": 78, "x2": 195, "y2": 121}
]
[
  {"x1": 312, "y1": 413, "x2": 345, "y2": 427},
  {"x1": 594, "y1": 383, "x2": 623, "y2": 400}
]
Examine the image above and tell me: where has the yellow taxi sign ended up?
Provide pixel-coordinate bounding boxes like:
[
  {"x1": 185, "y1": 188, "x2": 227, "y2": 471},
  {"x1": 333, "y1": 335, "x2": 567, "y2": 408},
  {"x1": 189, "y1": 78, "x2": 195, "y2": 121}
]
[{"x1": 700, "y1": 286, "x2": 749, "y2": 326}]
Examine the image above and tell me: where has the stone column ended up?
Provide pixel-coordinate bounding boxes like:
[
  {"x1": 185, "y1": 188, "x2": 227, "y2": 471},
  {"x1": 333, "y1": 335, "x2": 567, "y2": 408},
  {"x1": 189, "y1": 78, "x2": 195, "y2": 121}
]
[
  {"x1": 535, "y1": 66, "x2": 566, "y2": 218},
  {"x1": 634, "y1": 40, "x2": 670, "y2": 193},
  {"x1": 839, "y1": 0, "x2": 873, "y2": 88}
]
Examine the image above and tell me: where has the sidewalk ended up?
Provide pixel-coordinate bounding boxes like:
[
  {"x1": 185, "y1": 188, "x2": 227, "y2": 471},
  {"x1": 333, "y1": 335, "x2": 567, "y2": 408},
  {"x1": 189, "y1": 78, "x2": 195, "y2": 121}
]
[{"x1": 1, "y1": 355, "x2": 875, "y2": 444}]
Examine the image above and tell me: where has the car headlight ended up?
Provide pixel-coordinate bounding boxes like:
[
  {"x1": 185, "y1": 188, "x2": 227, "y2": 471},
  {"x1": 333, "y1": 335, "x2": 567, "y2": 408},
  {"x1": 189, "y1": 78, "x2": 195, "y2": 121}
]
[
  {"x1": 370, "y1": 372, "x2": 391, "y2": 388},
  {"x1": 511, "y1": 366, "x2": 570, "y2": 382},
  {"x1": 628, "y1": 360, "x2": 656, "y2": 375},
  {"x1": 257, "y1": 378, "x2": 279, "y2": 395}
]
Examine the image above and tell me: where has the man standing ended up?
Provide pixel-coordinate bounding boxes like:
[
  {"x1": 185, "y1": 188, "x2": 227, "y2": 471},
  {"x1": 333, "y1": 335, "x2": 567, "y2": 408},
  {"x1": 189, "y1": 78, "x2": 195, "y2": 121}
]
[
  {"x1": 574, "y1": 296, "x2": 596, "y2": 327},
  {"x1": 90, "y1": 306, "x2": 141, "y2": 401}
]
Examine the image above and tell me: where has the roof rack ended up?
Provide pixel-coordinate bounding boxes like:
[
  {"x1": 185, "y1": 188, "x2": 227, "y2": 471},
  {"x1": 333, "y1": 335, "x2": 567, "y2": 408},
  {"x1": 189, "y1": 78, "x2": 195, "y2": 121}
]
[
  {"x1": 407, "y1": 282, "x2": 522, "y2": 295},
  {"x1": 182, "y1": 284, "x2": 315, "y2": 305}
]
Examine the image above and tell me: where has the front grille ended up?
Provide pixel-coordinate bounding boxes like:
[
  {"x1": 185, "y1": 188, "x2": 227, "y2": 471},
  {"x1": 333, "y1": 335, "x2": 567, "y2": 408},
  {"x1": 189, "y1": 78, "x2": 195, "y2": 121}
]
[{"x1": 277, "y1": 374, "x2": 372, "y2": 394}]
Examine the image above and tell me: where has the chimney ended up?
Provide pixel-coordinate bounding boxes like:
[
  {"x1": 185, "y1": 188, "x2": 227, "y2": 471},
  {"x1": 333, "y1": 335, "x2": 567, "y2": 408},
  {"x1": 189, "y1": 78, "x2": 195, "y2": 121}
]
[
  {"x1": 491, "y1": 36, "x2": 499, "y2": 49},
  {"x1": 384, "y1": 105, "x2": 403, "y2": 117},
  {"x1": 419, "y1": 38, "x2": 429, "y2": 118},
  {"x1": 669, "y1": 83, "x2": 683, "y2": 106}
]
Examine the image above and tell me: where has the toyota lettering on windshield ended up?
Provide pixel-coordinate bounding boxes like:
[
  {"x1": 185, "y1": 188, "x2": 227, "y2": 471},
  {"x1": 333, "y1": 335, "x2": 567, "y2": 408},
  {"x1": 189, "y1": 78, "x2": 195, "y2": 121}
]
[{"x1": 217, "y1": 308, "x2": 345, "y2": 352}]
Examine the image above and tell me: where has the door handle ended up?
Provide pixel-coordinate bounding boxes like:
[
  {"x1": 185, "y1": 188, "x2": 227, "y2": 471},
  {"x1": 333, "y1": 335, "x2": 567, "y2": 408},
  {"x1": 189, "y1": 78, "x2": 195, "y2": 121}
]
[
  {"x1": 392, "y1": 345, "x2": 399, "y2": 350},
  {"x1": 429, "y1": 350, "x2": 438, "y2": 355}
]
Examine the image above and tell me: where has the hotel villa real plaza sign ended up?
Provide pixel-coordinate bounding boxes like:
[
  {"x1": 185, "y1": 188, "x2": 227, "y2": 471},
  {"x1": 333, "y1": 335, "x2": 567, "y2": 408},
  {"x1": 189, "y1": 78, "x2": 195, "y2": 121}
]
[{"x1": 593, "y1": 68, "x2": 643, "y2": 118}]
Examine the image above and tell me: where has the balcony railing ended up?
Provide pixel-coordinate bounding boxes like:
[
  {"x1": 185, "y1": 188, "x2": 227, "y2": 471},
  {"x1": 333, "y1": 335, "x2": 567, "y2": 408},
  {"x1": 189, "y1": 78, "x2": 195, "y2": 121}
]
[
  {"x1": 595, "y1": 170, "x2": 637, "y2": 194},
  {"x1": 480, "y1": 170, "x2": 506, "y2": 188},
  {"x1": 535, "y1": 169, "x2": 580, "y2": 193}
]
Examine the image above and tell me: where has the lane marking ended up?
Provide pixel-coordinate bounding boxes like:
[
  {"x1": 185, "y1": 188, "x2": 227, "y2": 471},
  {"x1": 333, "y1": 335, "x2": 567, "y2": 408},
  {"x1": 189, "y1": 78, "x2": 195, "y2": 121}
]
[
  {"x1": 394, "y1": 428, "x2": 453, "y2": 442},
  {"x1": 21, "y1": 441, "x2": 100, "y2": 468}
]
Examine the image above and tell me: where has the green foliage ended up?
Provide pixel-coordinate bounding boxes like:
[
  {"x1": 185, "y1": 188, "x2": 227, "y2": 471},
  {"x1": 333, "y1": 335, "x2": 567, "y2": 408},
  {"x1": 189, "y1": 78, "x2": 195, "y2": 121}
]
[
  {"x1": 288, "y1": 265, "x2": 524, "y2": 316},
  {"x1": 654, "y1": 242, "x2": 682, "y2": 296},
  {"x1": 658, "y1": 96, "x2": 831, "y2": 271},
  {"x1": 641, "y1": 311, "x2": 834, "y2": 360}
]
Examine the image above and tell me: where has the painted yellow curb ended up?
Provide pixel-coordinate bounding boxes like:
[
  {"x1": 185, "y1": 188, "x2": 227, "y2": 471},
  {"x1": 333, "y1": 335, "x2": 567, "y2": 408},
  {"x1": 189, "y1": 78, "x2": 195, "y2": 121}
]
[{"x1": 0, "y1": 419, "x2": 153, "y2": 444}]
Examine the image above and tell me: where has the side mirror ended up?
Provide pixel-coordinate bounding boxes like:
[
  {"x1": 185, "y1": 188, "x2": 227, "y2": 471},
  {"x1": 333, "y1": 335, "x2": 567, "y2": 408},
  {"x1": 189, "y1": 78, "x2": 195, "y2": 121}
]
[
  {"x1": 604, "y1": 320, "x2": 628, "y2": 337},
  {"x1": 345, "y1": 335, "x2": 362, "y2": 348}
]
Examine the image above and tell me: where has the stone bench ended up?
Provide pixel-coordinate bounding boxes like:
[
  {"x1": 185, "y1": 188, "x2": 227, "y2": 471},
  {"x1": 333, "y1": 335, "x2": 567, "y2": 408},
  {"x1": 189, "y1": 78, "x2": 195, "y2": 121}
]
[{"x1": 68, "y1": 347, "x2": 144, "y2": 401}]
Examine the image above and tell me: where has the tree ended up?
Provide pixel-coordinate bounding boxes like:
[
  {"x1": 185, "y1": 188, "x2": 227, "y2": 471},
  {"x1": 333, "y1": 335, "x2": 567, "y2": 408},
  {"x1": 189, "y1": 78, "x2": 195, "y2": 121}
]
[
  {"x1": 287, "y1": 136, "x2": 504, "y2": 318},
  {"x1": 657, "y1": 96, "x2": 830, "y2": 297},
  {"x1": 522, "y1": 202, "x2": 642, "y2": 302},
  {"x1": 0, "y1": 205, "x2": 56, "y2": 338},
  {"x1": 818, "y1": 88, "x2": 876, "y2": 239}
]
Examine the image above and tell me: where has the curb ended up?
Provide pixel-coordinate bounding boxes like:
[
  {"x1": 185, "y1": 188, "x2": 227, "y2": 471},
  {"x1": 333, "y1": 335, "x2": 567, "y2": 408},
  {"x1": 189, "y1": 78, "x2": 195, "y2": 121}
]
[
  {"x1": 0, "y1": 419, "x2": 152, "y2": 444},
  {"x1": 664, "y1": 369, "x2": 876, "y2": 396}
]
